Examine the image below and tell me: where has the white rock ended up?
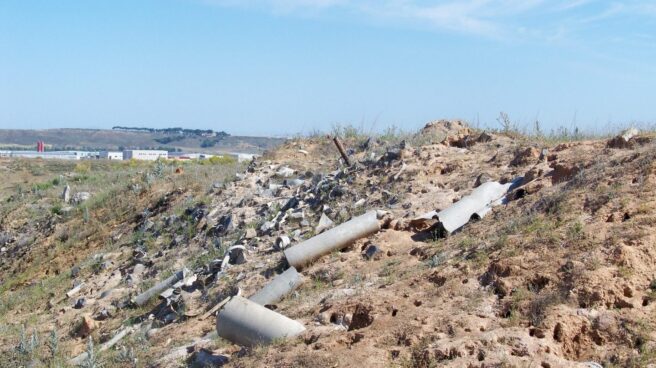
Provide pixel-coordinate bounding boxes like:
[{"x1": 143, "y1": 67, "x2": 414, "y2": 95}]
[{"x1": 316, "y1": 213, "x2": 334, "y2": 234}]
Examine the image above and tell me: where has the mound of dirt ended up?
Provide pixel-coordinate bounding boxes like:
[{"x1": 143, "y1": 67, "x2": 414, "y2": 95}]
[{"x1": 2, "y1": 123, "x2": 656, "y2": 367}]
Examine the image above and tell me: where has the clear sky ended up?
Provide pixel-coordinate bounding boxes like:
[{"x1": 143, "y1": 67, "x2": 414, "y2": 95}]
[{"x1": 1, "y1": 0, "x2": 654, "y2": 136}]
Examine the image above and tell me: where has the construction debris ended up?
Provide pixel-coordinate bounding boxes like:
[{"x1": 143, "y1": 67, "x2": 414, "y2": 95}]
[
  {"x1": 216, "y1": 296, "x2": 306, "y2": 347},
  {"x1": 411, "y1": 179, "x2": 520, "y2": 235},
  {"x1": 315, "y1": 213, "x2": 334, "y2": 234},
  {"x1": 132, "y1": 268, "x2": 188, "y2": 306},
  {"x1": 249, "y1": 267, "x2": 303, "y2": 306},
  {"x1": 284, "y1": 210, "x2": 381, "y2": 269},
  {"x1": 62, "y1": 184, "x2": 71, "y2": 204},
  {"x1": 66, "y1": 282, "x2": 84, "y2": 298},
  {"x1": 333, "y1": 136, "x2": 351, "y2": 166},
  {"x1": 607, "y1": 127, "x2": 641, "y2": 149}
]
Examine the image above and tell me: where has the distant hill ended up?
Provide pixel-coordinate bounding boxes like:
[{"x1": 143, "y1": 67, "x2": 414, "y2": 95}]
[{"x1": 0, "y1": 128, "x2": 286, "y2": 154}]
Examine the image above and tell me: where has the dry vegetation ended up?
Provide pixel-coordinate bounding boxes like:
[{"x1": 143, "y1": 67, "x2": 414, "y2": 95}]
[{"x1": 1, "y1": 119, "x2": 656, "y2": 368}]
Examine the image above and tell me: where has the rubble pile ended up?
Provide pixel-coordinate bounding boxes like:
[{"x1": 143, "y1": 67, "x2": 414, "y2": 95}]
[{"x1": 2, "y1": 120, "x2": 656, "y2": 367}]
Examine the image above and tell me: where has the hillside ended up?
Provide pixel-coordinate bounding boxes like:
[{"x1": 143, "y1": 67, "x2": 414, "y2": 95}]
[
  {"x1": 1, "y1": 120, "x2": 655, "y2": 367},
  {"x1": 0, "y1": 129, "x2": 286, "y2": 154}
]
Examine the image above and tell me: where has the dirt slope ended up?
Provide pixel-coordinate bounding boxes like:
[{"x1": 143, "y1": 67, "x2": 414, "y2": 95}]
[{"x1": 1, "y1": 121, "x2": 655, "y2": 367}]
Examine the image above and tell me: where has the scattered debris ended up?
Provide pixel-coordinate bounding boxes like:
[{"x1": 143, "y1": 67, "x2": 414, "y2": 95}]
[
  {"x1": 249, "y1": 267, "x2": 303, "y2": 306},
  {"x1": 363, "y1": 244, "x2": 382, "y2": 260},
  {"x1": 333, "y1": 136, "x2": 352, "y2": 166},
  {"x1": 315, "y1": 213, "x2": 335, "y2": 234},
  {"x1": 71, "y1": 192, "x2": 91, "y2": 204},
  {"x1": 66, "y1": 282, "x2": 84, "y2": 298},
  {"x1": 284, "y1": 210, "x2": 381, "y2": 269},
  {"x1": 188, "y1": 348, "x2": 230, "y2": 367},
  {"x1": 274, "y1": 235, "x2": 291, "y2": 251},
  {"x1": 216, "y1": 296, "x2": 306, "y2": 347},
  {"x1": 606, "y1": 127, "x2": 651, "y2": 149},
  {"x1": 62, "y1": 184, "x2": 71, "y2": 204},
  {"x1": 132, "y1": 268, "x2": 189, "y2": 306},
  {"x1": 411, "y1": 179, "x2": 520, "y2": 236}
]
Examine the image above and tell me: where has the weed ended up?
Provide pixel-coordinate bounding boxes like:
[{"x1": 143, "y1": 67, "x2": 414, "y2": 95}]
[
  {"x1": 81, "y1": 337, "x2": 103, "y2": 368},
  {"x1": 425, "y1": 253, "x2": 447, "y2": 268},
  {"x1": 114, "y1": 345, "x2": 137, "y2": 366},
  {"x1": 47, "y1": 329, "x2": 59, "y2": 359},
  {"x1": 497, "y1": 112, "x2": 519, "y2": 135},
  {"x1": 528, "y1": 292, "x2": 561, "y2": 327},
  {"x1": 566, "y1": 221, "x2": 585, "y2": 241},
  {"x1": 51, "y1": 203, "x2": 63, "y2": 215},
  {"x1": 74, "y1": 161, "x2": 92, "y2": 175},
  {"x1": 618, "y1": 266, "x2": 634, "y2": 279}
]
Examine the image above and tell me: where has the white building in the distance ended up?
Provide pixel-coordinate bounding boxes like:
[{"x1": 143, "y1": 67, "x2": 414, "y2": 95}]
[
  {"x1": 123, "y1": 150, "x2": 168, "y2": 161},
  {"x1": 99, "y1": 151, "x2": 124, "y2": 160}
]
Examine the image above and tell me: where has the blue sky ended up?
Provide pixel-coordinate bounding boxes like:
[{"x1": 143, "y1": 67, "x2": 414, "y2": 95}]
[{"x1": 0, "y1": 0, "x2": 654, "y2": 136}]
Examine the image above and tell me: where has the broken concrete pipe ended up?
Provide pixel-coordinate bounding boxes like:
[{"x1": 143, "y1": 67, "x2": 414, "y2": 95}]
[
  {"x1": 249, "y1": 267, "x2": 303, "y2": 306},
  {"x1": 132, "y1": 268, "x2": 187, "y2": 306},
  {"x1": 284, "y1": 210, "x2": 380, "y2": 269},
  {"x1": 412, "y1": 179, "x2": 520, "y2": 235},
  {"x1": 216, "y1": 296, "x2": 306, "y2": 347}
]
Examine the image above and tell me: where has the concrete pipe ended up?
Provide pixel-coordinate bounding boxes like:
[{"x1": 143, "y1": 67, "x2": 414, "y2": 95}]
[
  {"x1": 216, "y1": 296, "x2": 306, "y2": 346},
  {"x1": 132, "y1": 269, "x2": 186, "y2": 306},
  {"x1": 284, "y1": 210, "x2": 380, "y2": 269},
  {"x1": 249, "y1": 267, "x2": 302, "y2": 306}
]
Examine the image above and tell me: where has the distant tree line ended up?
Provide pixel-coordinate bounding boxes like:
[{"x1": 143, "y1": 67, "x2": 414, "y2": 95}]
[{"x1": 112, "y1": 126, "x2": 230, "y2": 138}]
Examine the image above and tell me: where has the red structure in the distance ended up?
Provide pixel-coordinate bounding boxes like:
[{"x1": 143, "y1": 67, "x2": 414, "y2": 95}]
[{"x1": 36, "y1": 141, "x2": 45, "y2": 152}]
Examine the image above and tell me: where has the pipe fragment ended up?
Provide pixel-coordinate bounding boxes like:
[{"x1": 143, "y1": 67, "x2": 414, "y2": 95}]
[
  {"x1": 411, "y1": 179, "x2": 520, "y2": 235},
  {"x1": 249, "y1": 267, "x2": 302, "y2": 306},
  {"x1": 284, "y1": 210, "x2": 380, "y2": 269},
  {"x1": 216, "y1": 296, "x2": 306, "y2": 347},
  {"x1": 132, "y1": 268, "x2": 187, "y2": 306}
]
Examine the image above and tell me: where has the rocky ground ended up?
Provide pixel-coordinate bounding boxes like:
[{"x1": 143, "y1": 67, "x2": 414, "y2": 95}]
[{"x1": 1, "y1": 121, "x2": 656, "y2": 367}]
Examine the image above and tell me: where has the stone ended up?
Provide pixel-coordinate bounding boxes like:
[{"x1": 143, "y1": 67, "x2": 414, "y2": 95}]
[
  {"x1": 511, "y1": 147, "x2": 540, "y2": 167},
  {"x1": 74, "y1": 298, "x2": 86, "y2": 309},
  {"x1": 551, "y1": 163, "x2": 582, "y2": 184},
  {"x1": 276, "y1": 167, "x2": 295, "y2": 178},
  {"x1": 62, "y1": 185, "x2": 71, "y2": 204},
  {"x1": 213, "y1": 214, "x2": 233, "y2": 237},
  {"x1": 95, "y1": 307, "x2": 112, "y2": 321},
  {"x1": 363, "y1": 245, "x2": 382, "y2": 261},
  {"x1": 607, "y1": 128, "x2": 639, "y2": 149},
  {"x1": 289, "y1": 211, "x2": 304, "y2": 222},
  {"x1": 284, "y1": 178, "x2": 304, "y2": 187},
  {"x1": 474, "y1": 173, "x2": 492, "y2": 188},
  {"x1": 522, "y1": 166, "x2": 543, "y2": 185},
  {"x1": 72, "y1": 192, "x2": 91, "y2": 204},
  {"x1": 317, "y1": 312, "x2": 331, "y2": 325},
  {"x1": 477, "y1": 132, "x2": 493, "y2": 143},
  {"x1": 78, "y1": 315, "x2": 95, "y2": 338},
  {"x1": 189, "y1": 349, "x2": 229, "y2": 367},
  {"x1": 244, "y1": 228, "x2": 257, "y2": 239},
  {"x1": 260, "y1": 221, "x2": 275, "y2": 234},
  {"x1": 316, "y1": 213, "x2": 334, "y2": 234},
  {"x1": 228, "y1": 246, "x2": 247, "y2": 265},
  {"x1": 274, "y1": 235, "x2": 291, "y2": 250}
]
